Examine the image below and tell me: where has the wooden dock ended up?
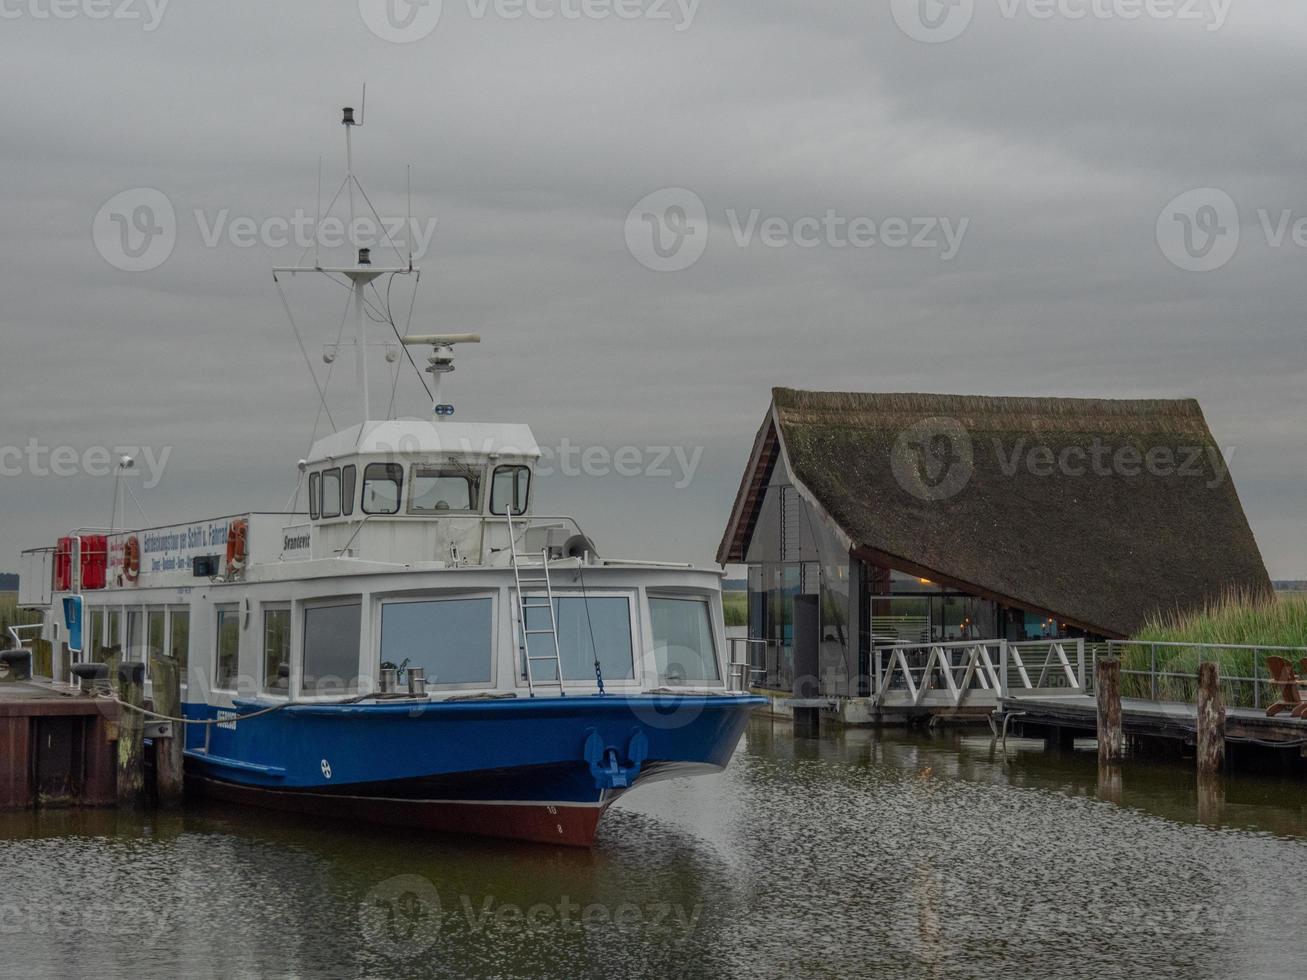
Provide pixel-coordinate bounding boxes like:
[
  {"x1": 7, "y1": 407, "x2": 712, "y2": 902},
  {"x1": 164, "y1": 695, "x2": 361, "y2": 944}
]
[
  {"x1": 1001, "y1": 692, "x2": 1307, "y2": 754},
  {"x1": 0, "y1": 680, "x2": 120, "y2": 809}
]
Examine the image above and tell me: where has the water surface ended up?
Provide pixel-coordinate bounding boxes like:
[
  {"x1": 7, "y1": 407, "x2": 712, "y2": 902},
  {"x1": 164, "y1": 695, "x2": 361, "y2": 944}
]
[{"x1": 4, "y1": 718, "x2": 1307, "y2": 979}]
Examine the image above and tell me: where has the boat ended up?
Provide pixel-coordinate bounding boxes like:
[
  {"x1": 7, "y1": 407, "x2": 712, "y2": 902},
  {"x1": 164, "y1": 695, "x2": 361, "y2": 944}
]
[{"x1": 14, "y1": 104, "x2": 764, "y2": 846}]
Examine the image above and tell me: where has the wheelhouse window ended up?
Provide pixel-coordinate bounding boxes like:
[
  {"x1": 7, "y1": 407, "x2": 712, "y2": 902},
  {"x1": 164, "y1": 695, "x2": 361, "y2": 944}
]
[
  {"x1": 410, "y1": 467, "x2": 479, "y2": 514},
  {"x1": 381, "y1": 597, "x2": 493, "y2": 687},
  {"x1": 263, "y1": 607, "x2": 291, "y2": 693},
  {"x1": 215, "y1": 605, "x2": 240, "y2": 690},
  {"x1": 321, "y1": 468, "x2": 342, "y2": 519},
  {"x1": 522, "y1": 595, "x2": 634, "y2": 683},
  {"x1": 308, "y1": 472, "x2": 320, "y2": 520},
  {"x1": 342, "y1": 465, "x2": 357, "y2": 517},
  {"x1": 302, "y1": 601, "x2": 361, "y2": 696},
  {"x1": 650, "y1": 596, "x2": 720, "y2": 685},
  {"x1": 362, "y1": 463, "x2": 403, "y2": 515},
  {"x1": 490, "y1": 465, "x2": 531, "y2": 516}
]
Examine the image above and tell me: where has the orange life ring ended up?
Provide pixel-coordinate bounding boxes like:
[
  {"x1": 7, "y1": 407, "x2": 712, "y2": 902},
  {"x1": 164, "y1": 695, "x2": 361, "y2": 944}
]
[
  {"x1": 122, "y1": 536, "x2": 140, "y2": 584},
  {"x1": 226, "y1": 519, "x2": 248, "y2": 577}
]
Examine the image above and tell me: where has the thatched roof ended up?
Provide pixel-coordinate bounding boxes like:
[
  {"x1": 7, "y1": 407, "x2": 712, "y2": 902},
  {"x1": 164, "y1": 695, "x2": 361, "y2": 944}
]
[{"x1": 719, "y1": 388, "x2": 1272, "y2": 638}]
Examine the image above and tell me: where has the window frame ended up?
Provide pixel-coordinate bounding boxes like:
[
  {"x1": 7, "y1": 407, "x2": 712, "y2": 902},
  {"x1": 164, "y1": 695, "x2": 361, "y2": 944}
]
[
  {"x1": 214, "y1": 604, "x2": 241, "y2": 693},
  {"x1": 377, "y1": 592, "x2": 498, "y2": 691},
  {"x1": 167, "y1": 605, "x2": 190, "y2": 683},
  {"x1": 341, "y1": 464, "x2": 357, "y2": 517},
  {"x1": 308, "y1": 471, "x2": 321, "y2": 520},
  {"x1": 321, "y1": 467, "x2": 343, "y2": 520},
  {"x1": 647, "y1": 592, "x2": 723, "y2": 687},
  {"x1": 516, "y1": 591, "x2": 638, "y2": 688},
  {"x1": 261, "y1": 604, "x2": 292, "y2": 697},
  {"x1": 489, "y1": 465, "x2": 532, "y2": 517},
  {"x1": 407, "y1": 466, "x2": 481, "y2": 515},
  {"x1": 300, "y1": 598, "x2": 363, "y2": 698},
  {"x1": 361, "y1": 463, "x2": 404, "y2": 516}
]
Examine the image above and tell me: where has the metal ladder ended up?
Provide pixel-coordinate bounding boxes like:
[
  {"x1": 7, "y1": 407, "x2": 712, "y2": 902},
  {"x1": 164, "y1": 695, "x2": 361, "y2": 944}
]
[{"x1": 505, "y1": 507, "x2": 565, "y2": 696}]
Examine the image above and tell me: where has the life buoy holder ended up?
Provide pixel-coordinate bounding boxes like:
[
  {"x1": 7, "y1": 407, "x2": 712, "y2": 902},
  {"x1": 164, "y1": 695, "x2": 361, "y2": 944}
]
[
  {"x1": 122, "y1": 536, "x2": 141, "y2": 584},
  {"x1": 226, "y1": 519, "x2": 249, "y2": 578}
]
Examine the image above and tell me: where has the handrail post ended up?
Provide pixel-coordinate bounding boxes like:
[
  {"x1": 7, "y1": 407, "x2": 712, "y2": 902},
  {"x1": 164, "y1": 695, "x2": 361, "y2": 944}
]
[
  {"x1": 1076, "y1": 637, "x2": 1085, "y2": 691},
  {"x1": 1150, "y1": 643, "x2": 1158, "y2": 701},
  {"x1": 1253, "y1": 651, "x2": 1261, "y2": 711},
  {"x1": 998, "y1": 639, "x2": 1009, "y2": 700}
]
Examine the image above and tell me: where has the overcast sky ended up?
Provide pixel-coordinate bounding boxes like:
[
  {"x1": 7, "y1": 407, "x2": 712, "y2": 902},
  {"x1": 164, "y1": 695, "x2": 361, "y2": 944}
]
[{"x1": 1, "y1": 1, "x2": 1304, "y2": 578}]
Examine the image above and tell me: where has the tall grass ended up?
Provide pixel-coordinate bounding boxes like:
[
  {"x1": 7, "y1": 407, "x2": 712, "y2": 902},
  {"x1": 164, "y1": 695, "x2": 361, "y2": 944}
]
[{"x1": 1121, "y1": 591, "x2": 1307, "y2": 706}]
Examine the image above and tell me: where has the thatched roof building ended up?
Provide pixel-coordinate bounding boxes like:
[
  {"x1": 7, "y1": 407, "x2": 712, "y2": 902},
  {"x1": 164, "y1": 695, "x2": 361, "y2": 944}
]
[{"x1": 720, "y1": 388, "x2": 1271, "y2": 640}]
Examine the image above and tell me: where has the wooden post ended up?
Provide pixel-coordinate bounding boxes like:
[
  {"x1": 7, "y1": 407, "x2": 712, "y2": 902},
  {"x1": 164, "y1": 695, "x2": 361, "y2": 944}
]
[
  {"x1": 1096, "y1": 658, "x2": 1124, "y2": 764},
  {"x1": 115, "y1": 660, "x2": 145, "y2": 806},
  {"x1": 149, "y1": 656, "x2": 185, "y2": 806},
  {"x1": 1196, "y1": 661, "x2": 1226, "y2": 776}
]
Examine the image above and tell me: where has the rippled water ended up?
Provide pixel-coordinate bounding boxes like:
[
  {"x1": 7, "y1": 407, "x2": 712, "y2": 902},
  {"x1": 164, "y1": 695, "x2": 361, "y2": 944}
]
[{"x1": 4, "y1": 718, "x2": 1307, "y2": 979}]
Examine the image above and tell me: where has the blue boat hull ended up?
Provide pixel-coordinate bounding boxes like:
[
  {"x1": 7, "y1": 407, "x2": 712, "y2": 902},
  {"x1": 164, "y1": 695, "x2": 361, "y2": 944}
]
[{"x1": 183, "y1": 694, "x2": 763, "y2": 845}]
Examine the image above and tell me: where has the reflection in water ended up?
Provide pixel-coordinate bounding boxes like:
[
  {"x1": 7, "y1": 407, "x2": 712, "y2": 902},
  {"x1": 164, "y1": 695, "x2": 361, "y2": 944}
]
[{"x1": 3, "y1": 718, "x2": 1307, "y2": 979}]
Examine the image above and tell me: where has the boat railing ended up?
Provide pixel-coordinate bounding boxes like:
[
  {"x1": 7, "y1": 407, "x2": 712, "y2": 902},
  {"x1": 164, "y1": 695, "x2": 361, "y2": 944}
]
[{"x1": 726, "y1": 637, "x2": 766, "y2": 691}]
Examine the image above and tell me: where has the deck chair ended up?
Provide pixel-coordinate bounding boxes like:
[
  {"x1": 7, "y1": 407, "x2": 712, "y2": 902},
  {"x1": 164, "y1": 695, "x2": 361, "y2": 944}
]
[{"x1": 1265, "y1": 656, "x2": 1307, "y2": 718}]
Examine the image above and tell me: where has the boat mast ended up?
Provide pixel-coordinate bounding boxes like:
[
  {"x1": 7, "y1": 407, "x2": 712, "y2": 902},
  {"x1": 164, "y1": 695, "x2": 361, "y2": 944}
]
[{"x1": 343, "y1": 104, "x2": 372, "y2": 422}]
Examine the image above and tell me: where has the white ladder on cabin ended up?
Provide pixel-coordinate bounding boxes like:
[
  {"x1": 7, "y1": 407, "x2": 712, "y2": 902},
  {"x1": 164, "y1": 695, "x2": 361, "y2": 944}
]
[{"x1": 505, "y1": 507, "x2": 565, "y2": 696}]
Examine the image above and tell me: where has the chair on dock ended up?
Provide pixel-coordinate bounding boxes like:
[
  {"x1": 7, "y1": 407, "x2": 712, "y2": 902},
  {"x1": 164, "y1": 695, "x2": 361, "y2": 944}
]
[{"x1": 1265, "y1": 657, "x2": 1307, "y2": 718}]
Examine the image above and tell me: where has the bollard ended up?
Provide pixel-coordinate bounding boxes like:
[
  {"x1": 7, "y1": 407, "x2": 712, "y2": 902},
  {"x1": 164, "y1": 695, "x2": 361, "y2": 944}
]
[
  {"x1": 115, "y1": 660, "x2": 146, "y2": 807},
  {"x1": 149, "y1": 656, "x2": 185, "y2": 806},
  {"x1": 1196, "y1": 661, "x2": 1226, "y2": 776},
  {"x1": 1096, "y1": 658, "x2": 1124, "y2": 765}
]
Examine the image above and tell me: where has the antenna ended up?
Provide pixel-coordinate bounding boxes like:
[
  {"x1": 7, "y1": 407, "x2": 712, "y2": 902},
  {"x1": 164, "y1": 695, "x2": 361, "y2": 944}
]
[{"x1": 401, "y1": 335, "x2": 481, "y2": 418}]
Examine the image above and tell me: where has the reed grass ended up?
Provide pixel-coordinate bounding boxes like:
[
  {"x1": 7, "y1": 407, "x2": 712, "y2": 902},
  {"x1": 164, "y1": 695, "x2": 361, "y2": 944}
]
[{"x1": 1121, "y1": 591, "x2": 1307, "y2": 706}]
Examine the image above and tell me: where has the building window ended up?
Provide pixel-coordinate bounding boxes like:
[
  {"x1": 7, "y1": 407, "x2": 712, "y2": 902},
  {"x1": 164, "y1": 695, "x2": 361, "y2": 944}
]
[
  {"x1": 169, "y1": 607, "x2": 189, "y2": 673},
  {"x1": 342, "y1": 465, "x2": 357, "y2": 517},
  {"x1": 410, "y1": 467, "x2": 479, "y2": 514},
  {"x1": 302, "y1": 602, "x2": 361, "y2": 696},
  {"x1": 263, "y1": 607, "x2": 291, "y2": 693},
  {"x1": 522, "y1": 596, "x2": 634, "y2": 683},
  {"x1": 381, "y1": 597, "x2": 493, "y2": 686},
  {"x1": 106, "y1": 609, "x2": 121, "y2": 659},
  {"x1": 650, "y1": 596, "x2": 720, "y2": 685},
  {"x1": 308, "y1": 472, "x2": 320, "y2": 520},
  {"x1": 215, "y1": 606, "x2": 240, "y2": 690},
  {"x1": 490, "y1": 466, "x2": 531, "y2": 516},
  {"x1": 362, "y1": 463, "x2": 403, "y2": 515}
]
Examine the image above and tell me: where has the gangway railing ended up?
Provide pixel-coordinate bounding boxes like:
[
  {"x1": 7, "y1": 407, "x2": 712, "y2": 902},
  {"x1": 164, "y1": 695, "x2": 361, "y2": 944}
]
[
  {"x1": 1099, "y1": 640, "x2": 1307, "y2": 711},
  {"x1": 873, "y1": 638, "x2": 1086, "y2": 710}
]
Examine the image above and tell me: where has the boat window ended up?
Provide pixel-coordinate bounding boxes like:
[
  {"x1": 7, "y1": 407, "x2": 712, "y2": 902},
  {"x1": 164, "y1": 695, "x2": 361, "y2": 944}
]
[
  {"x1": 342, "y1": 465, "x2": 357, "y2": 517},
  {"x1": 89, "y1": 609, "x2": 105, "y2": 663},
  {"x1": 215, "y1": 605, "x2": 240, "y2": 690},
  {"x1": 168, "y1": 607, "x2": 189, "y2": 673},
  {"x1": 522, "y1": 596, "x2": 634, "y2": 683},
  {"x1": 381, "y1": 597, "x2": 493, "y2": 686},
  {"x1": 362, "y1": 463, "x2": 403, "y2": 515},
  {"x1": 650, "y1": 596, "x2": 720, "y2": 685},
  {"x1": 321, "y1": 468, "x2": 342, "y2": 519},
  {"x1": 126, "y1": 610, "x2": 143, "y2": 663},
  {"x1": 263, "y1": 606, "x2": 291, "y2": 694},
  {"x1": 302, "y1": 602, "x2": 361, "y2": 696},
  {"x1": 147, "y1": 609, "x2": 166, "y2": 659},
  {"x1": 490, "y1": 465, "x2": 531, "y2": 516},
  {"x1": 309, "y1": 472, "x2": 320, "y2": 520},
  {"x1": 106, "y1": 609, "x2": 121, "y2": 659},
  {"x1": 410, "y1": 467, "x2": 479, "y2": 514}
]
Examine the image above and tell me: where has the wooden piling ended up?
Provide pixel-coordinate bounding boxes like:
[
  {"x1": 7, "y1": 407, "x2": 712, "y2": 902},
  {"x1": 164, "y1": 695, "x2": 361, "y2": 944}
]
[
  {"x1": 1196, "y1": 661, "x2": 1226, "y2": 776},
  {"x1": 115, "y1": 660, "x2": 145, "y2": 806},
  {"x1": 1096, "y1": 658, "x2": 1124, "y2": 764},
  {"x1": 149, "y1": 656, "x2": 184, "y2": 805}
]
